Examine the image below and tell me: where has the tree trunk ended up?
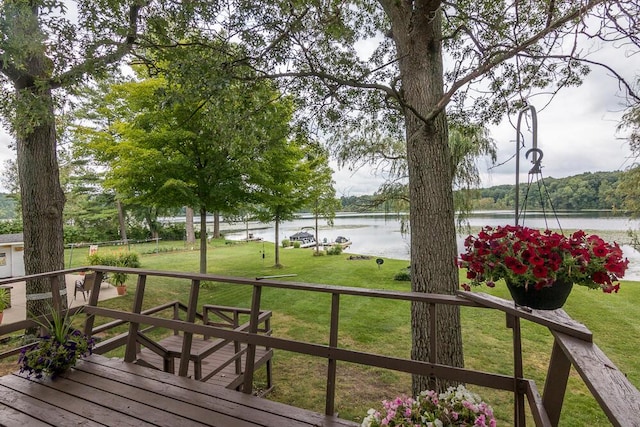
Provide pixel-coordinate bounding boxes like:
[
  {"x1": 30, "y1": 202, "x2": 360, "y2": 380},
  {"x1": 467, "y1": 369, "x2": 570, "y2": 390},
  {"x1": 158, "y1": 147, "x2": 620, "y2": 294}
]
[
  {"x1": 274, "y1": 217, "x2": 281, "y2": 267},
  {"x1": 382, "y1": 0, "x2": 464, "y2": 394},
  {"x1": 315, "y1": 200, "x2": 320, "y2": 255},
  {"x1": 199, "y1": 207, "x2": 207, "y2": 273},
  {"x1": 213, "y1": 211, "x2": 220, "y2": 239},
  {"x1": 116, "y1": 199, "x2": 128, "y2": 244},
  {"x1": 15, "y1": 84, "x2": 66, "y2": 317},
  {"x1": 185, "y1": 207, "x2": 195, "y2": 245}
]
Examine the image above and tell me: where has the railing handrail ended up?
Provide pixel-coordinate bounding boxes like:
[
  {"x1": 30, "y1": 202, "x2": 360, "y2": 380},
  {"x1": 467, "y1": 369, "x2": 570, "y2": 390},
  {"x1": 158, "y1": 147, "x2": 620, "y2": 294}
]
[{"x1": 1, "y1": 267, "x2": 639, "y2": 426}]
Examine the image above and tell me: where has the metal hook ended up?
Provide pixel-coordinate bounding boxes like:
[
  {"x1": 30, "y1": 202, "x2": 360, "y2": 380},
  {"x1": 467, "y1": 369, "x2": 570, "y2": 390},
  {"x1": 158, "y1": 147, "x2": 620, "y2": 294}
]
[{"x1": 525, "y1": 148, "x2": 544, "y2": 174}]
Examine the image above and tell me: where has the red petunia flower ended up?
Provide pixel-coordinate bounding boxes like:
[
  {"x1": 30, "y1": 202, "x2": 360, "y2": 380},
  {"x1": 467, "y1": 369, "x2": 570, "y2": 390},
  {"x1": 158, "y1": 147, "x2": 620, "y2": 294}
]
[{"x1": 457, "y1": 225, "x2": 628, "y2": 295}]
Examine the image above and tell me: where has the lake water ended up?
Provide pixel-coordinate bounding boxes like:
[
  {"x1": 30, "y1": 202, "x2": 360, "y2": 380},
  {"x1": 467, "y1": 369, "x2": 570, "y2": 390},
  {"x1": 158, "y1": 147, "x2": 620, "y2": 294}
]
[{"x1": 171, "y1": 211, "x2": 640, "y2": 280}]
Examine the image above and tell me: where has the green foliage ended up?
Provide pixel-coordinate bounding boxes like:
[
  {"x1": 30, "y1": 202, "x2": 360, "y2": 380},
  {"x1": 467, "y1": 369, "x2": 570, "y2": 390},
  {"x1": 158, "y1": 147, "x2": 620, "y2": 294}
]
[
  {"x1": 0, "y1": 192, "x2": 17, "y2": 220},
  {"x1": 0, "y1": 288, "x2": 9, "y2": 311},
  {"x1": 0, "y1": 219, "x2": 22, "y2": 234},
  {"x1": 326, "y1": 245, "x2": 343, "y2": 255},
  {"x1": 87, "y1": 251, "x2": 141, "y2": 286},
  {"x1": 474, "y1": 171, "x2": 624, "y2": 211},
  {"x1": 394, "y1": 269, "x2": 411, "y2": 281},
  {"x1": 282, "y1": 239, "x2": 291, "y2": 247},
  {"x1": 293, "y1": 241, "x2": 301, "y2": 248}
]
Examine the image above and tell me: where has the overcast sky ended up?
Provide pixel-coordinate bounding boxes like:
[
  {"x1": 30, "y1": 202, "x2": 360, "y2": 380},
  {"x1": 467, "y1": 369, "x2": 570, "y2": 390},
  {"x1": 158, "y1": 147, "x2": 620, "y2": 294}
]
[{"x1": 333, "y1": 60, "x2": 639, "y2": 197}]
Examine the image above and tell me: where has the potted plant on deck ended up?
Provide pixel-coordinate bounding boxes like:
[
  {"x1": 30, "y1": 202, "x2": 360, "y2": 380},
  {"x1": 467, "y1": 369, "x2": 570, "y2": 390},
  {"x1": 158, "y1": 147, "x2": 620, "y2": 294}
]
[
  {"x1": 18, "y1": 308, "x2": 95, "y2": 379},
  {"x1": 112, "y1": 271, "x2": 128, "y2": 295},
  {"x1": 458, "y1": 225, "x2": 629, "y2": 310}
]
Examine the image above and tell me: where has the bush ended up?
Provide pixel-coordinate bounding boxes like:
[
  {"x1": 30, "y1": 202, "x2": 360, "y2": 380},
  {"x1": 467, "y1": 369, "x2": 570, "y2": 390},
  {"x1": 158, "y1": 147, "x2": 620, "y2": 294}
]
[
  {"x1": 326, "y1": 245, "x2": 343, "y2": 255},
  {"x1": 394, "y1": 269, "x2": 411, "y2": 281},
  {"x1": 87, "y1": 251, "x2": 141, "y2": 286},
  {"x1": 282, "y1": 239, "x2": 290, "y2": 248},
  {"x1": 293, "y1": 241, "x2": 301, "y2": 248}
]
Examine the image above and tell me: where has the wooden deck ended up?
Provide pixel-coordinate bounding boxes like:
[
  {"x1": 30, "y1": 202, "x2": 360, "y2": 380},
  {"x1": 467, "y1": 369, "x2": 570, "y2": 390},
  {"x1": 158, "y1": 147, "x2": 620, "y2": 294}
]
[
  {"x1": 0, "y1": 354, "x2": 357, "y2": 427},
  {"x1": 137, "y1": 334, "x2": 273, "y2": 391}
]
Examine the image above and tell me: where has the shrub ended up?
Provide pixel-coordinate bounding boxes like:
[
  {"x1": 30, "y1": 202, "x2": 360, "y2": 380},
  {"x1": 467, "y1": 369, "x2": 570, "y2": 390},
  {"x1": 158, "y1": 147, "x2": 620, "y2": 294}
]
[
  {"x1": 87, "y1": 251, "x2": 141, "y2": 286},
  {"x1": 394, "y1": 269, "x2": 411, "y2": 281},
  {"x1": 326, "y1": 245, "x2": 343, "y2": 255},
  {"x1": 293, "y1": 241, "x2": 301, "y2": 248},
  {"x1": 282, "y1": 239, "x2": 290, "y2": 248}
]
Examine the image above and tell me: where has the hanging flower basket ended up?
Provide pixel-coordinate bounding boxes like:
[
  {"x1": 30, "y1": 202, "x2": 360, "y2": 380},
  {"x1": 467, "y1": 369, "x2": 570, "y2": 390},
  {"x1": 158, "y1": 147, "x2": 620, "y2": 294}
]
[
  {"x1": 505, "y1": 277, "x2": 573, "y2": 310},
  {"x1": 458, "y1": 225, "x2": 628, "y2": 310}
]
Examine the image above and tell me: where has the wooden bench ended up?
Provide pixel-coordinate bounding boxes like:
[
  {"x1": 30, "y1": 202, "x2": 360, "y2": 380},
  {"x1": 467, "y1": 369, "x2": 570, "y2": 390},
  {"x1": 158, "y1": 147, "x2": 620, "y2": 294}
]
[{"x1": 137, "y1": 305, "x2": 274, "y2": 394}]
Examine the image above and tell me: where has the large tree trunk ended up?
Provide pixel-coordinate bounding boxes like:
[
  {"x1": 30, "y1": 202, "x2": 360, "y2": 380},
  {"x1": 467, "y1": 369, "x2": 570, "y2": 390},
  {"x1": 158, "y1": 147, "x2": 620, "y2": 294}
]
[
  {"x1": 382, "y1": 0, "x2": 464, "y2": 394},
  {"x1": 15, "y1": 83, "x2": 66, "y2": 317},
  {"x1": 116, "y1": 199, "x2": 128, "y2": 244},
  {"x1": 274, "y1": 217, "x2": 281, "y2": 267},
  {"x1": 213, "y1": 211, "x2": 221, "y2": 239},
  {"x1": 199, "y1": 207, "x2": 207, "y2": 273},
  {"x1": 185, "y1": 206, "x2": 196, "y2": 245}
]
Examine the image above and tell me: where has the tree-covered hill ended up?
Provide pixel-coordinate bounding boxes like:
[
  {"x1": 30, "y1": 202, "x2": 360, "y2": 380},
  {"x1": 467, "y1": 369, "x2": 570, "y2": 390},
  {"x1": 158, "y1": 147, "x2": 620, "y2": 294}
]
[
  {"x1": 475, "y1": 171, "x2": 623, "y2": 211},
  {"x1": 340, "y1": 171, "x2": 626, "y2": 212}
]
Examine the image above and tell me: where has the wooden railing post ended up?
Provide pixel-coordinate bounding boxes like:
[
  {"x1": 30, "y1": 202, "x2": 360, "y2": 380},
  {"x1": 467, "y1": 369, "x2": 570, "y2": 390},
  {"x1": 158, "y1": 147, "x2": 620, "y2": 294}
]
[
  {"x1": 84, "y1": 272, "x2": 104, "y2": 335},
  {"x1": 542, "y1": 340, "x2": 571, "y2": 426},
  {"x1": 124, "y1": 274, "x2": 146, "y2": 362},
  {"x1": 178, "y1": 279, "x2": 200, "y2": 377},
  {"x1": 49, "y1": 275, "x2": 63, "y2": 313},
  {"x1": 243, "y1": 284, "x2": 262, "y2": 394},
  {"x1": 428, "y1": 303, "x2": 437, "y2": 391},
  {"x1": 507, "y1": 313, "x2": 526, "y2": 426},
  {"x1": 325, "y1": 293, "x2": 340, "y2": 416}
]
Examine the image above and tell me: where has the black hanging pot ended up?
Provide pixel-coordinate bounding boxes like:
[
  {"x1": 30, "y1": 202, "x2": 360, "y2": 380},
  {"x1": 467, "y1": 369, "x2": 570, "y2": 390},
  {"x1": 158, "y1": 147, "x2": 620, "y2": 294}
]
[{"x1": 505, "y1": 278, "x2": 573, "y2": 310}]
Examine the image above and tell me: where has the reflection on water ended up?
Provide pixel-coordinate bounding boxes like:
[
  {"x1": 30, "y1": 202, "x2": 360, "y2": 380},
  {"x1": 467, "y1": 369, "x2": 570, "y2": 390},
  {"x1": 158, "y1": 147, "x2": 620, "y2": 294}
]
[{"x1": 218, "y1": 211, "x2": 640, "y2": 281}]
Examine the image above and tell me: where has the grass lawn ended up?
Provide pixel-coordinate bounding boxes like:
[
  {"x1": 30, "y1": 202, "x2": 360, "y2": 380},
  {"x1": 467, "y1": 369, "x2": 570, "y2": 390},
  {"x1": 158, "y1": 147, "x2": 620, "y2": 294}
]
[{"x1": 63, "y1": 239, "x2": 638, "y2": 426}]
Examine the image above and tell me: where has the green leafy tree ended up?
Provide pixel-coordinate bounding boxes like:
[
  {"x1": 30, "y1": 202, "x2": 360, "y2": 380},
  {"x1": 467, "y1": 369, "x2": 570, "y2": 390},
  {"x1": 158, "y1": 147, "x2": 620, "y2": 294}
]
[
  {"x1": 252, "y1": 136, "x2": 334, "y2": 267},
  {"x1": 0, "y1": 1, "x2": 193, "y2": 317}
]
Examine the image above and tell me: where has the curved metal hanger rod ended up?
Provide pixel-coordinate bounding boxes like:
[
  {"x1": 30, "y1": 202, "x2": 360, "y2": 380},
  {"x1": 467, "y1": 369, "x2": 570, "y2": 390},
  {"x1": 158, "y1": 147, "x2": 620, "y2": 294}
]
[{"x1": 515, "y1": 105, "x2": 538, "y2": 225}]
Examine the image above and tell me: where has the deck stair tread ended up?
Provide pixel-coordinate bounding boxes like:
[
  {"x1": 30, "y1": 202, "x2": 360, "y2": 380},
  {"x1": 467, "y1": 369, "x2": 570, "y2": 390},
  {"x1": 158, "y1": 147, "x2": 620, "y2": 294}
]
[{"x1": 137, "y1": 334, "x2": 272, "y2": 390}]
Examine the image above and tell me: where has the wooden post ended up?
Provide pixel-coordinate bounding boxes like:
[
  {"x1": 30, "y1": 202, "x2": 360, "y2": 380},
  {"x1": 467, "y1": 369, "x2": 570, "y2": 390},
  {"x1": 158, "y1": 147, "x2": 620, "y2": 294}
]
[
  {"x1": 178, "y1": 279, "x2": 200, "y2": 377},
  {"x1": 124, "y1": 275, "x2": 147, "y2": 362},
  {"x1": 543, "y1": 340, "x2": 571, "y2": 426},
  {"x1": 84, "y1": 272, "x2": 104, "y2": 336},
  {"x1": 50, "y1": 275, "x2": 62, "y2": 313},
  {"x1": 428, "y1": 303, "x2": 437, "y2": 391},
  {"x1": 508, "y1": 313, "x2": 526, "y2": 426},
  {"x1": 325, "y1": 293, "x2": 340, "y2": 416},
  {"x1": 243, "y1": 284, "x2": 262, "y2": 394}
]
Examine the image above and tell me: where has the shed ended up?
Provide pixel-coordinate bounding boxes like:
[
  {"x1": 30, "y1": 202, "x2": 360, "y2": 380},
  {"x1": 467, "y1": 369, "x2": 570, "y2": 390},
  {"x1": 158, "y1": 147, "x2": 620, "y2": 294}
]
[{"x1": 0, "y1": 233, "x2": 25, "y2": 278}]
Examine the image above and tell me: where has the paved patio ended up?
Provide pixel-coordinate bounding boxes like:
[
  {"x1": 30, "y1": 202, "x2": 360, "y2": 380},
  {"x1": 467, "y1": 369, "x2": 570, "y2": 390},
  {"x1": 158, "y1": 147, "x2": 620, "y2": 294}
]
[{"x1": 1, "y1": 274, "x2": 120, "y2": 325}]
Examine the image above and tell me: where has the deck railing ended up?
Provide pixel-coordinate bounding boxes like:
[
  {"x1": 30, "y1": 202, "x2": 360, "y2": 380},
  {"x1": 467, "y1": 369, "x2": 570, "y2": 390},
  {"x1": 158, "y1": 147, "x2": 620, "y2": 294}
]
[{"x1": 0, "y1": 266, "x2": 639, "y2": 426}]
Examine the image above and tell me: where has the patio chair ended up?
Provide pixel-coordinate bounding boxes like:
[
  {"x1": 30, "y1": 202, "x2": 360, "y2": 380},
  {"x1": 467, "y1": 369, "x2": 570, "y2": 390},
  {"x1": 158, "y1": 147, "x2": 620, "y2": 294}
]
[{"x1": 74, "y1": 273, "x2": 96, "y2": 301}]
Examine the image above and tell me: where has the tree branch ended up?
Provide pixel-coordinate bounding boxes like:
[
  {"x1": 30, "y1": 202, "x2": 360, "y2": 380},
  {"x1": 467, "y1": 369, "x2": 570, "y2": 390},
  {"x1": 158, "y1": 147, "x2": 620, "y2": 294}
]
[
  {"x1": 426, "y1": 0, "x2": 608, "y2": 122},
  {"x1": 49, "y1": 2, "x2": 147, "y2": 90}
]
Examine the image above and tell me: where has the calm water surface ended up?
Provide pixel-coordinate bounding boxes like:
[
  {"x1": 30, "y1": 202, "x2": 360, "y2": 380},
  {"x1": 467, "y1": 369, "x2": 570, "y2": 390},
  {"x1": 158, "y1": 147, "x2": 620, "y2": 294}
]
[
  {"x1": 220, "y1": 211, "x2": 638, "y2": 251},
  {"x1": 202, "y1": 211, "x2": 640, "y2": 280}
]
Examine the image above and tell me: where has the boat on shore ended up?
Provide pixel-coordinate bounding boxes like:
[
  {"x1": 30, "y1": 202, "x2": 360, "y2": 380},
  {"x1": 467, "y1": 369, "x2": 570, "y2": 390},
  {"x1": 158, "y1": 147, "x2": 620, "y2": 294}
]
[{"x1": 323, "y1": 236, "x2": 352, "y2": 248}]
